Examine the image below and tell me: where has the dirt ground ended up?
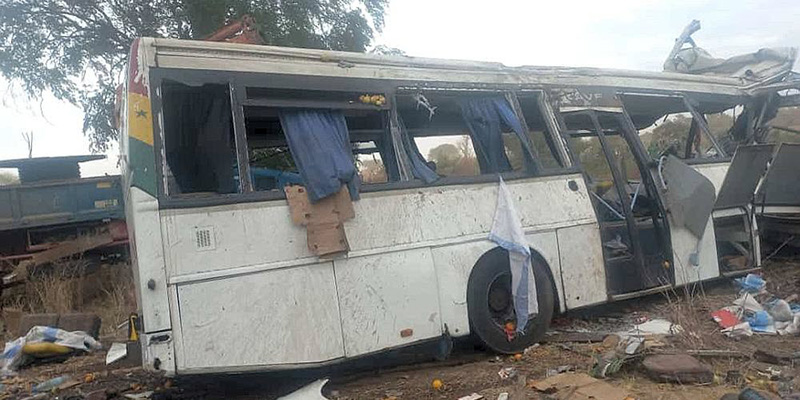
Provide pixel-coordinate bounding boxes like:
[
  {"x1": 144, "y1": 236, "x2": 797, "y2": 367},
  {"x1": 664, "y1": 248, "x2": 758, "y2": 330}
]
[{"x1": 3, "y1": 259, "x2": 800, "y2": 400}]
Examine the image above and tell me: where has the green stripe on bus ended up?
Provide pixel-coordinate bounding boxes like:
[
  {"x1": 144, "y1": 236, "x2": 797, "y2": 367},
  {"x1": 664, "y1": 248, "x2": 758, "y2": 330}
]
[{"x1": 129, "y1": 137, "x2": 158, "y2": 196}]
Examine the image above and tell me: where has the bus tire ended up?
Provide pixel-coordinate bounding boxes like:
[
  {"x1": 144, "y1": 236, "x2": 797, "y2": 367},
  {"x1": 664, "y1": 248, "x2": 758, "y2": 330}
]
[{"x1": 467, "y1": 249, "x2": 555, "y2": 354}]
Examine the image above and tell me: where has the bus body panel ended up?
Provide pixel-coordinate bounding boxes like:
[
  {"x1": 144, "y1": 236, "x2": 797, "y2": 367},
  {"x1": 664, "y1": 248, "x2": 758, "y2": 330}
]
[
  {"x1": 156, "y1": 174, "x2": 601, "y2": 372},
  {"x1": 176, "y1": 261, "x2": 345, "y2": 369},
  {"x1": 557, "y1": 224, "x2": 608, "y2": 308},
  {"x1": 334, "y1": 247, "x2": 441, "y2": 357},
  {"x1": 127, "y1": 189, "x2": 172, "y2": 334},
  {"x1": 159, "y1": 175, "x2": 596, "y2": 284}
]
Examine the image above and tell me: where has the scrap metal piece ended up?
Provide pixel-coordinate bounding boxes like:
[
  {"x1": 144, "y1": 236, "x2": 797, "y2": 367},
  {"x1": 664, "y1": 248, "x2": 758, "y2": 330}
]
[
  {"x1": 278, "y1": 379, "x2": 329, "y2": 400},
  {"x1": 715, "y1": 144, "x2": 774, "y2": 209},
  {"x1": 756, "y1": 143, "x2": 800, "y2": 206},
  {"x1": 661, "y1": 155, "x2": 716, "y2": 239}
]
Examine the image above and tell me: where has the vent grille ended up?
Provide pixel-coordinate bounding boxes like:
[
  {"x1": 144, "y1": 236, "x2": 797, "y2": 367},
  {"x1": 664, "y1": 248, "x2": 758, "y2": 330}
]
[{"x1": 194, "y1": 227, "x2": 215, "y2": 251}]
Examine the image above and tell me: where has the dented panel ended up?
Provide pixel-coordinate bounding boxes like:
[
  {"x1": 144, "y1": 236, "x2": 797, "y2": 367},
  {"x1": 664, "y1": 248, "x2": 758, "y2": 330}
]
[{"x1": 334, "y1": 248, "x2": 441, "y2": 357}]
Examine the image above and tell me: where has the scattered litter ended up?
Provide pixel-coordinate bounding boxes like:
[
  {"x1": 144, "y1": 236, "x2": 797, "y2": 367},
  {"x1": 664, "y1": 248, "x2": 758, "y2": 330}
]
[
  {"x1": 497, "y1": 393, "x2": 509, "y2": 400},
  {"x1": 546, "y1": 365, "x2": 574, "y2": 377},
  {"x1": 124, "y1": 392, "x2": 154, "y2": 399},
  {"x1": 711, "y1": 309, "x2": 741, "y2": 329},
  {"x1": 776, "y1": 314, "x2": 800, "y2": 335},
  {"x1": 31, "y1": 375, "x2": 70, "y2": 393},
  {"x1": 457, "y1": 394, "x2": 483, "y2": 400},
  {"x1": 1, "y1": 326, "x2": 102, "y2": 373},
  {"x1": 735, "y1": 274, "x2": 766, "y2": 293},
  {"x1": 531, "y1": 372, "x2": 631, "y2": 400},
  {"x1": 432, "y1": 378, "x2": 443, "y2": 390},
  {"x1": 624, "y1": 336, "x2": 645, "y2": 355},
  {"x1": 722, "y1": 322, "x2": 753, "y2": 338},
  {"x1": 523, "y1": 343, "x2": 540, "y2": 354},
  {"x1": 734, "y1": 293, "x2": 764, "y2": 313},
  {"x1": 277, "y1": 379, "x2": 329, "y2": 400},
  {"x1": 498, "y1": 367, "x2": 517, "y2": 380},
  {"x1": 746, "y1": 311, "x2": 776, "y2": 335},
  {"x1": 627, "y1": 318, "x2": 682, "y2": 336},
  {"x1": 107, "y1": 342, "x2": 128, "y2": 365},
  {"x1": 766, "y1": 299, "x2": 793, "y2": 322}
]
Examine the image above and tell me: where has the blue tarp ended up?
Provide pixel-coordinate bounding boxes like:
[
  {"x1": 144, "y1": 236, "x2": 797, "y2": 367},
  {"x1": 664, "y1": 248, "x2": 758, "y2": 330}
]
[
  {"x1": 460, "y1": 97, "x2": 537, "y2": 174},
  {"x1": 279, "y1": 109, "x2": 360, "y2": 202}
]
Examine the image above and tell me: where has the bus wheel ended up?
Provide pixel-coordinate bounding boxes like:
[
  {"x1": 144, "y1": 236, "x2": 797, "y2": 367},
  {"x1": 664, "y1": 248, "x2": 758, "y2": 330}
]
[{"x1": 467, "y1": 250, "x2": 555, "y2": 354}]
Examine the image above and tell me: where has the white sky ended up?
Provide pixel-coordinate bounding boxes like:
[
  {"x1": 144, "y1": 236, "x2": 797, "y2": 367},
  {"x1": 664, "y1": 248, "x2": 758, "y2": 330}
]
[{"x1": 1, "y1": 0, "x2": 798, "y2": 176}]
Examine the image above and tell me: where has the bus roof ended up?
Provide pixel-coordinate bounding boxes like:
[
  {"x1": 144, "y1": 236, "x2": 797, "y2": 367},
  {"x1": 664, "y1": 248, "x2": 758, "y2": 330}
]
[{"x1": 141, "y1": 37, "x2": 753, "y2": 98}]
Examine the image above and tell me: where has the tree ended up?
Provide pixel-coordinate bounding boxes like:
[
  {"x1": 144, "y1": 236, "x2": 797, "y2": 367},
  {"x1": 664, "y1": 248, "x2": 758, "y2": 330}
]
[
  {"x1": 0, "y1": 171, "x2": 19, "y2": 186},
  {"x1": 0, "y1": 0, "x2": 387, "y2": 152}
]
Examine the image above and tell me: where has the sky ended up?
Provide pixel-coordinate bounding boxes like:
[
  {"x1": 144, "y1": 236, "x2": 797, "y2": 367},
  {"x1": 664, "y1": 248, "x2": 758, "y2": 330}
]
[{"x1": 1, "y1": 0, "x2": 798, "y2": 177}]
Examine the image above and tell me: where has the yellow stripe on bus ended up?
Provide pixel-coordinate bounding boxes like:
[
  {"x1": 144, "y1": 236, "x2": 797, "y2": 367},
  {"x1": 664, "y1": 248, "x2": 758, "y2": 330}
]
[{"x1": 128, "y1": 93, "x2": 154, "y2": 146}]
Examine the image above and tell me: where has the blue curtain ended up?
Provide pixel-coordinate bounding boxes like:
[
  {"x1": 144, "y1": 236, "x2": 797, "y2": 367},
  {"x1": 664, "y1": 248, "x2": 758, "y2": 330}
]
[
  {"x1": 279, "y1": 109, "x2": 360, "y2": 202},
  {"x1": 399, "y1": 118, "x2": 439, "y2": 184},
  {"x1": 460, "y1": 97, "x2": 537, "y2": 174}
]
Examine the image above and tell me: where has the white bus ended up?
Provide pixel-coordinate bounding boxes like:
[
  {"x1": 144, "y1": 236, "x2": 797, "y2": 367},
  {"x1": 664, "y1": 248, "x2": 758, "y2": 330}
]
[{"x1": 121, "y1": 37, "x2": 789, "y2": 375}]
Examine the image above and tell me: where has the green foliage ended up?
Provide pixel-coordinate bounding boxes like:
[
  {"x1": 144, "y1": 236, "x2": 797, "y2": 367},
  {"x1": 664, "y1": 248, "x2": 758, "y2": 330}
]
[
  {"x1": 250, "y1": 147, "x2": 296, "y2": 171},
  {"x1": 427, "y1": 138, "x2": 480, "y2": 177},
  {"x1": 0, "y1": 0, "x2": 387, "y2": 152},
  {"x1": 0, "y1": 171, "x2": 19, "y2": 185}
]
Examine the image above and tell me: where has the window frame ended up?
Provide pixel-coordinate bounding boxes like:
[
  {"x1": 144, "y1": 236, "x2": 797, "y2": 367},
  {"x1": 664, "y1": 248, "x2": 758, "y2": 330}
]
[
  {"x1": 618, "y1": 91, "x2": 747, "y2": 165},
  {"x1": 150, "y1": 68, "x2": 580, "y2": 210}
]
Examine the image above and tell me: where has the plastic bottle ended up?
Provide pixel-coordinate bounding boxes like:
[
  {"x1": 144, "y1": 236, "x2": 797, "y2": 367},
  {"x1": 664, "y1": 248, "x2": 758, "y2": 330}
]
[{"x1": 32, "y1": 375, "x2": 69, "y2": 393}]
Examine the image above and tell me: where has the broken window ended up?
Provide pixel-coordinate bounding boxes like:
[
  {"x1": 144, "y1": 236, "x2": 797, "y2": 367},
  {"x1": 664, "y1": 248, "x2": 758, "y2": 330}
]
[
  {"x1": 161, "y1": 81, "x2": 238, "y2": 196},
  {"x1": 242, "y1": 87, "x2": 394, "y2": 196},
  {"x1": 765, "y1": 106, "x2": 800, "y2": 144},
  {"x1": 517, "y1": 95, "x2": 563, "y2": 169},
  {"x1": 621, "y1": 94, "x2": 730, "y2": 161},
  {"x1": 396, "y1": 92, "x2": 536, "y2": 177},
  {"x1": 413, "y1": 135, "x2": 480, "y2": 177}
]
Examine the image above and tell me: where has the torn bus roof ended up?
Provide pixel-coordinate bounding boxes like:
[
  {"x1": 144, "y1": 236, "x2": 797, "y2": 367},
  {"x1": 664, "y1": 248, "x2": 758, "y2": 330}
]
[
  {"x1": 145, "y1": 37, "x2": 774, "y2": 99},
  {"x1": 664, "y1": 20, "x2": 797, "y2": 84}
]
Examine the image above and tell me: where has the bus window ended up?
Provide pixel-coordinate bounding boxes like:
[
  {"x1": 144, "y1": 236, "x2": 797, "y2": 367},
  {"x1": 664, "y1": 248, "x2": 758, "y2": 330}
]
[
  {"x1": 355, "y1": 141, "x2": 388, "y2": 184},
  {"x1": 414, "y1": 135, "x2": 480, "y2": 177},
  {"x1": 622, "y1": 94, "x2": 739, "y2": 161},
  {"x1": 517, "y1": 95, "x2": 563, "y2": 169},
  {"x1": 765, "y1": 106, "x2": 800, "y2": 143},
  {"x1": 396, "y1": 93, "x2": 531, "y2": 177},
  {"x1": 242, "y1": 92, "x2": 393, "y2": 193},
  {"x1": 161, "y1": 81, "x2": 238, "y2": 196}
]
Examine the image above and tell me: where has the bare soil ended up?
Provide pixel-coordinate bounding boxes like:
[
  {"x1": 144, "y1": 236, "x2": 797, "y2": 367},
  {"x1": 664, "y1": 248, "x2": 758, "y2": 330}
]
[{"x1": 3, "y1": 260, "x2": 800, "y2": 399}]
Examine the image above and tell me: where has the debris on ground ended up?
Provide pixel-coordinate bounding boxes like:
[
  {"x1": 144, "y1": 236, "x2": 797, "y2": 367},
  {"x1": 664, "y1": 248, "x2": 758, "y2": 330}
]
[
  {"x1": 277, "y1": 379, "x2": 330, "y2": 400},
  {"x1": 106, "y1": 342, "x2": 128, "y2": 365},
  {"x1": 497, "y1": 367, "x2": 516, "y2": 380},
  {"x1": 641, "y1": 354, "x2": 714, "y2": 384},
  {"x1": 711, "y1": 273, "x2": 800, "y2": 337},
  {"x1": 1, "y1": 325, "x2": 102, "y2": 373},
  {"x1": 531, "y1": 372, "x2": 632, "y2": 400},
  {"x1": 736, "y1": 273, "x2": 767, "y2": 293}
]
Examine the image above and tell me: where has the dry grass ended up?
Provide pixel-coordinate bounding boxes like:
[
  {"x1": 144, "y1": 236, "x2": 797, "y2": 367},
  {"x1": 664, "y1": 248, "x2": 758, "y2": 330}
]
[{"x1": 4, "y1": 258, "x2": 136, "y2": 337}]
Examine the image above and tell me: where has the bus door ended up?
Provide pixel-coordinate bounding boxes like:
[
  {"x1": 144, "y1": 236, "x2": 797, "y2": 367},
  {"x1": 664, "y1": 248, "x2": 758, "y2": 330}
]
[{"x1": 560, "y1": 109, "x2": 673, "y2": 296}]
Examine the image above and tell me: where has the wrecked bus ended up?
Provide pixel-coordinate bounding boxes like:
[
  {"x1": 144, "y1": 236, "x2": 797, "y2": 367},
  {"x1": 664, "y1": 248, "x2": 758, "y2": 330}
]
[{"x1": 120, "y1": 36, "x2": 795, "y2": 375}]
